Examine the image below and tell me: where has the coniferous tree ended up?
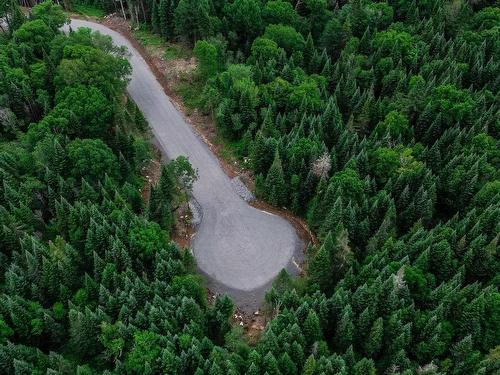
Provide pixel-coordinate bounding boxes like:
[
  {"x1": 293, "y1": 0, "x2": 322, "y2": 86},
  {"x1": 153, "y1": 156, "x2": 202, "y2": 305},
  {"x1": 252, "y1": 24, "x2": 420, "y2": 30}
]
[
  {"x1": 174, "y1": 0, "x2": 211, "y2": 44},
  {"x1": 303, "y1": 310, "x2": 322, "y2": 347},
  {"x1": 265, "y1": 151, "x2": 286, "y2": 207}
]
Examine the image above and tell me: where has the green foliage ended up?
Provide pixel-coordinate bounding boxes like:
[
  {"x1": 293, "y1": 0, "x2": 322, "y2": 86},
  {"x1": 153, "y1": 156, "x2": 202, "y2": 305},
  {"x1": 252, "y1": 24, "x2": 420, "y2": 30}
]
[
  {"x1": 374, "y1": 110, "x2": 412, "y2": 141},
  {"x1": 194, "y1": 40, "x2": 219, "y2": 80},
  {"x1": 249, "y1": 37, "x2": 282, "y2": 65},
  {"x1": 72, "y1": 4, "x2": 106, "y2": 18},
  {"x1": 263, "y1": 24, "x2": 305, "y2": 54},
  {"x1": 51, "y1": 85, "x2": 113, "y2": 138},
  {"x1": 224, "y1": 0, "x2": 263, "y2": 47},
  {"x1": 174, "y1": 0, "x2": 212, "y2": 44},
  {"x1": 13, "y1": 19, "x2": 54, "y2": 55},
  {"x1": 132, "y1": 27, "x2": 164, "y2": 47},
  {"x1": 372, "y1": 27, "x2": 417, "y2": 64},
  {"x1": 2, "y1": 0, "x2": 500, "y2": 373},
  {"x1": 31, "y1": 0, "x2": 67, "y2": 30},
  {"x1": 429, "y1": 84, "x2": 475, "y2": 126},
  {"x1": 67, "y1": 138, "x2": 119, "y2": 181},
  {"x1": 0, "y1": 5, "x2": 217, "y2": 373},
  {"x1": 262, "y1": 0, "x2": 300, "y2": 28},
  {"x1": 54, "y1": 41, "x2": 131, "y2": 98},
  {"x1": 309, "y1": 227, "x2": 353, "y2": 294},
  {"x1": 129, "y1": 220, "x2": 169, "y2": 262},
  {"x1": 125, "y1": 331, "x2": 162, "y2": 373}
]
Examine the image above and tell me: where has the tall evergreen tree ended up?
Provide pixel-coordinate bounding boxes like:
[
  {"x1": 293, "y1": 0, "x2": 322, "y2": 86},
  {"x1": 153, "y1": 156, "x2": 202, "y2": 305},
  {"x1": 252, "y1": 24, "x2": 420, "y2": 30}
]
[{"x1": 265, "y1": 151, "x2": 286, "y2": 207}]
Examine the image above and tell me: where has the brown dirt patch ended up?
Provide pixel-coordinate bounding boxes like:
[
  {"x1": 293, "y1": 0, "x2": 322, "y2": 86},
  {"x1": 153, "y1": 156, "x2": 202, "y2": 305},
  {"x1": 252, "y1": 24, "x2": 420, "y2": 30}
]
[
  {"x1": 140, "y1": 145, "x2": 162, "y2": 204},
  {"x1": 244, "y1": 310, "x2": 268, "y2": 345},
  {"x1": 170, "y1": 202, "x2": 194, "y2": 248}
]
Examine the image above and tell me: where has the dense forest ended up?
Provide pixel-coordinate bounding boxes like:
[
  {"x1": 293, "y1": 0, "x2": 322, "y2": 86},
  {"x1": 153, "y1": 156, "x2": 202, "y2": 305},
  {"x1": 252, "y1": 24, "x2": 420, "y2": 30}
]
[{"x1": 1, "y1": 0, "x2": 499, "y2": 374}]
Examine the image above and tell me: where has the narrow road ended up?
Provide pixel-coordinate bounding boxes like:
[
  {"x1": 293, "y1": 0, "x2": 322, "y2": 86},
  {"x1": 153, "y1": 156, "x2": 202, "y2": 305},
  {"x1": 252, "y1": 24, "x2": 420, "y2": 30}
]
[{"x1": 65, "y1": 20, "x2": 302, "y2": 309}]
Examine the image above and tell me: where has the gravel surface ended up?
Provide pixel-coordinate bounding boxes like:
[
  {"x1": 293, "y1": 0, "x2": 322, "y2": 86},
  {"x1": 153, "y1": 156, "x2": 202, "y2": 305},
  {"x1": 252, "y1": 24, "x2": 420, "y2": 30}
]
[
  {"x1": 65, "y1": 20, "x2": 302, "y2": 305},
  {"x1": 231, "y1": 176, "x2": 255, "y2": 202},
  {"x1": 188, "y1": 199, "x2": 203, "y2": 227}
]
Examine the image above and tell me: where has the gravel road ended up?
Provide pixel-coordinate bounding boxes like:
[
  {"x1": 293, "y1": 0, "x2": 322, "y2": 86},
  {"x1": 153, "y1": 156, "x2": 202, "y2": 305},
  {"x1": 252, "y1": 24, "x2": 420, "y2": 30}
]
[{"x1": 65, "y1": 19, "x2": 303, "y2": 308}]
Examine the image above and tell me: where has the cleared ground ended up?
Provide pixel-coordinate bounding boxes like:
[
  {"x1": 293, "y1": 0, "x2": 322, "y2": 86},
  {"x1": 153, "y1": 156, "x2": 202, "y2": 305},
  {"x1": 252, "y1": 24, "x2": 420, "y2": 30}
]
[{"x1": 66, "y1": 20, "x2": 302, "y2": 307}]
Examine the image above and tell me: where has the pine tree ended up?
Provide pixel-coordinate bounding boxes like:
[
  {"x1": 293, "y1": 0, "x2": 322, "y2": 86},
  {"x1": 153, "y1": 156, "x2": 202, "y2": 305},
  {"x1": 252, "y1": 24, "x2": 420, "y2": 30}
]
[
  {"x1": 209, "y1": 362, "x2": 224, "y2": 375},
  {"x1": 429, "y1": 240, "x2": 455, "y2": 282},
  {"x1": 303, "y1": 310, "x2": 322, "y2": 347},
  {"x1": 308, "y1": 231, "x2": 335, "y2": 292},
  {"x1": 279, "y1": 352, "x2": 297, "y2": 375},
  {"x1": 334, "y1": 304, "x2": 354, "y2": 352},
  {"x1": 290, "y1": 340, "x2": 305, "y2": 366},
  {"x1": 68, "y1": 308, "x2": 105, "y2": 360},
  {"x1": 265, "y1": 151, "x2": 286, "y2": 207},
  {"x1": 318, "y1": 197, "x2": 343, "y2": 240},
  {"x1": 246, "y1": 363, "x2": 260, "y2": 375},
  {"x1": 303, "y1": 33, "x2": 315, "y2": 72},
  {"x1": 158, "y1": 0, "x2": 175, "y2": 40},
  {"x1": 365, "y1": 317, "x2": 383, "y2": 356},
  {"x1": 261, "y1": 108, "x2": 279, "y2": 138},
  {"x1": 263, "y1": 352, "x2": 281, "y2": 375},
  {"x1": 151, "y1": 0, "x2": 160, "y2": 34},
  {"x1": 174, "y1": 0, "x2": 211, "y2": 44},
  {"x1": 302, "y1": 355, "x2": 316, "y2": 375},
  {"x1": 148, "y1": 164, "x2": 175, "y2": 231},
  {"x1": 352, "y1": 358, "x2": 376, "y2": 375}
]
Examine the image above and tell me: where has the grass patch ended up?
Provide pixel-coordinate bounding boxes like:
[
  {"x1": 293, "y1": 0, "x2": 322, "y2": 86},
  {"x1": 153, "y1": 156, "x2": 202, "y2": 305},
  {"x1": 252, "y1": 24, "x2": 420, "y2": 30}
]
[
  {"x1": 132, "y1": 27, "x2": 164, "y2": 47},
  {"x1": 132, "y1": 26, "x2": 192, "y2": 60},
  {"x1": 216, "y1": 136, "x2": 248, "y2": 161},
  {"x1": 72, "y1": 4, "x2": 105, "y2": 18},
  {"x1": 164, "y1": 44, "x2": 192, "y2": 60},
  {"x1": 175, "y1": 76, "x2": 205, "y2": 111}
]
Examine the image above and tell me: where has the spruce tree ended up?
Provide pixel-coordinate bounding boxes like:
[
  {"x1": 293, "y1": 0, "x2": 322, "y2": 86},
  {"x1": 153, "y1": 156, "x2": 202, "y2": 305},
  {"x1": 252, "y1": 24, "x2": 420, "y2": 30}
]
[
  {"x1": 151, "y1": 0, "x2": 160, "y2": 34},
  {"x1": 365, "y1": 317, "x2": 383, "y2": 357},
  {"x1": 265, "y1": 151, "x2": 286, "y2": 207},
  {"x1": 303, "y1": 310, "x2": 322, "y2": 347},
  {"x1": 302, "y1": 355, "x2": 316, "y2": 375},
  {"x1": 352, "y1": 358, "x2": 376, "y2": 375},
  {"x1": 308, "y1": 231, "x2": 335, "y2": 292},
  {"x1": 263, "y1": 352, "x2": 281, "y2": 375}
]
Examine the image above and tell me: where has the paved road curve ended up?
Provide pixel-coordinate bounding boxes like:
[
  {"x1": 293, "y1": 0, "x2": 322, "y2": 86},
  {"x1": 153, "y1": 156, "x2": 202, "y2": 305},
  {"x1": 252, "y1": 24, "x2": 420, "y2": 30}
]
[{"x1": 66, "y1": 20, "x2": 302, "y2": 307}]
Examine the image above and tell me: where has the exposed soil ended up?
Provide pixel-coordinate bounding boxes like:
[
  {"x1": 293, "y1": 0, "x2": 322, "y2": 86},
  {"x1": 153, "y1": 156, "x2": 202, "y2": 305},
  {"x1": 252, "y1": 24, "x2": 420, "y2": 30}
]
[
  {"x1": 140, "y1": 145, "x2": 161, "y2": 204},
  {"x1": 243, "y1": 310, "x2": 268, "y2": 344},
  {"x1": 204, "y1": 290, "x2": 267, "y2": 342},
  {"x1": 170, "y1": 203, "x2": 194, "y2": 248}
]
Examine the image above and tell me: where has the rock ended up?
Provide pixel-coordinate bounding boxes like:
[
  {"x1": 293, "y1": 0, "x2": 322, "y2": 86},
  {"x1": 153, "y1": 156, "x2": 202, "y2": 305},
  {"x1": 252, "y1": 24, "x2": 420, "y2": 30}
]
[
  {"x1": 188, "y1": 199, "x2": 202, "y2": 228},
  {"x1": 231, "y1": 176, "x2": 255, "y2": 202}
]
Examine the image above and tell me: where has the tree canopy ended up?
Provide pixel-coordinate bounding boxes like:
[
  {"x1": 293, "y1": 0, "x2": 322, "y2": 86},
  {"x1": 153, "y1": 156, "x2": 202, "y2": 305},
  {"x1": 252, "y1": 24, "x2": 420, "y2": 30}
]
[{"x1": 1, "y1": 0, "x2": 499, "y2": 374}]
